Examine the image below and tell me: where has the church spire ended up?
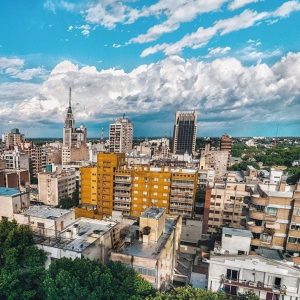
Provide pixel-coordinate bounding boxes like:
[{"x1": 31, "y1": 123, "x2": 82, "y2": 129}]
[{"x1": 67, "y1": 87, "x2": 72, "y2": 113}]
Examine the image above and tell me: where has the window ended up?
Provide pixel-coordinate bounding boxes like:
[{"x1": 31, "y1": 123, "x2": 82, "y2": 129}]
[
  {"x1": 164, "y1": 186, "x2": 168, "y2": 190},
  {"x1": 274, "y1": 277, "x2": 281, "y2": 289},
  {"x1": 225, "y1": 234, "x2": 232, "y2": 238},
  {"x1": 265, "y1": 207, "x2": 278, "y2": 216},
  {"x1": 261, "y1": 234, "x2": 272, "y2": 243},
  {"x1": 216, "y1": 195, "x2": 221, "y2": 198},
  {"x1": 294, "y1": 207, "x2": 300, "y2": 216},
  {"x1": 288, "y1": 237, "x2": 300, "y2": 244},
  {"x1": 226, "y1": 269, "x2": 239, "y2": 280},
  {"x1": 224, "y1": 285, "x2": 237, "y2": 296},
  {"x1": 291, "y1": 224, "x2": 300, "y2": 230}
]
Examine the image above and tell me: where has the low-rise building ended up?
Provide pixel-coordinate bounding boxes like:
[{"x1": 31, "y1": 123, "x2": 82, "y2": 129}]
[
  {"x1": 208, "y1": 252, "x2": 300, "y2": 300},
  {"x1": 0, "y1": 187, "x2": 30, "y2": 220},
  {"x1": 110, "y1": 207, "x2": 182, "y2": 289},
  {"x1": 14, "y1": 205, "x2": 75, "y2": 237},
  {"x1": 37, "y1": 217, "x2": 120, "y2": 267},
  {"x1": 38, "y1": 170, "x2": 76, "y2": 206}
]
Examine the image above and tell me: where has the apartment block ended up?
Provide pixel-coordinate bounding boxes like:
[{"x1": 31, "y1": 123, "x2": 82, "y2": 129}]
[
  {"x1": 109, "y1": 115, "x2": 133, "y2": 153},
  {"x1": 130, "y1": 166, "x2": 172, "y2": 218},
  {"x1": 78, "y1": 153, "x2": 198, "y2": 219},
  {"x1": 247, "y1": 182, "x2": 300, "y2": 254},
  {"x1": 110, "y1": 207, "x2": 182, "y2": 289},
  {"x1": 2, "y1": 128, "x2": 25, "y2": 149},
  {"x1": 1, "y1": 149, "x2": 29, "y2": 170},
  {"x1": 38, "y1": 170, "x2": 76, "y2": 206},
  {"x1": 203, "y1": 172, "x2": 249, "y2": 234}
]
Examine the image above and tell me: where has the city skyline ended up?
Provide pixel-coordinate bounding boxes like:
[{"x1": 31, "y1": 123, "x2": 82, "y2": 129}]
[{"x1": 0, "y1": 0, "x2": 300, "y2": 137}]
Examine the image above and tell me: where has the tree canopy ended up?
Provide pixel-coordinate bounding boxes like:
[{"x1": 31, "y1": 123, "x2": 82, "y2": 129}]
[{"x1": 0, "y1": 219, "x2": 259, "y2": 300}]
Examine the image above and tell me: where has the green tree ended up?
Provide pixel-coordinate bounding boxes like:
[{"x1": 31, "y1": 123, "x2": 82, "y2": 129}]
[
  {"x1": 0, "y1": 219, "x2": 46, "y2": 300},
  {"x1": 43, "y1": 258, "x2": 154, "y2": 300}
]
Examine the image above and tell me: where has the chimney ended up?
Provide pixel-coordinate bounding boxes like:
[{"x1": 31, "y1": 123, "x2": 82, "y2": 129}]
[{"x1": 72, "y1": 223, "x2": 79, "y2": 236}]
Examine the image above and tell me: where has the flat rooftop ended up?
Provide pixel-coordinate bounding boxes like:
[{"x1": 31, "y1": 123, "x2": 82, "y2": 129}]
[
  {"x1": 223, "y1": 227, "x2": 252, "y2": 238},
  {"x1": 22, "y1": 205, "x2": 72, "y2": 220},
  {"x1": 116, "y1": 218, "x2": 176, "y2": 259},
  {"x1": 141, "y1": 207, "x2": 165, "y2": 219},
  {"x1": 0, "y1": 187, "x2": 21, "y2": 197},
  {"x1": 259, "y1": 184, "x2": 293, "y2": 198},
  {"x1": 39, "y1": 218, "x2": 118, "y2": 252}
]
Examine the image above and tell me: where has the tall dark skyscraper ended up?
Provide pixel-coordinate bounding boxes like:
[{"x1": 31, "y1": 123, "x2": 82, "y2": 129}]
[{"x1": 172, "y1": 111, "x2": 197, "y2": 155}]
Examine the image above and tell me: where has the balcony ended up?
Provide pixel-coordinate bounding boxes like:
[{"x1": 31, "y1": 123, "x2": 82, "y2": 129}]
[
  {"x1": 286, "y1": 243, "x2": 300, "y2": 252},
  {"x1": 251, "y1": 238, "x2": 272, "y2": 247},
  {"x1": 170, "y1": 204, "x2": 193, "y2": 211},
  {"x1": 249, "y1": 208, "x2": 277, "y2": 222},
  {"x1": 171, "y1": 182, "x2": 194, "y2": 188},
  {"x1": 222, "y1": 276, "x2": 286, "y2": 295},
  {"x1": 251, "y1": 196, "x2": 267, "y2": 206},
  {"x1": 246, "y1": 222, "x2": 263, "y2": 234}
]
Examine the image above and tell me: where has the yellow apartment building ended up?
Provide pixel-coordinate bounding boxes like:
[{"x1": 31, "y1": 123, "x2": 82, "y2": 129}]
[{"x1": 77, "y1": 152, "x2": 198, "y2": 219}]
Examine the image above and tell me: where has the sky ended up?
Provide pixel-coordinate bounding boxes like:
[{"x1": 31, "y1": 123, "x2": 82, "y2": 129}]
[{"x1": 0, "y1": 0, "x2": 300, "y2": 138}]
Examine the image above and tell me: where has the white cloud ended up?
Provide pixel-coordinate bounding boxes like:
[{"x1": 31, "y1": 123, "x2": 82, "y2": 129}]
[
  {"x1": 141, "y1": 1, "x2": 300, "y2": 57},
  {"x1": 43, "y1": 0, "x2": 56, "y2": 13},
  {"x1": 206, "y1": 46, "x2": 231, "y2": 57},
  {"x1": 228, "y1": 0, "x2": 258, "y2": 11},
  {"x1": 1, "y1": 52, "x2": 300, "y2": 132},
  {"x1": 0, "y1": 57, "x2": 46, "y2": 81},
  {"x1": 67, "y1": 24, "x2": 91, "y2": 37},
  {"x1": 129, "y1": 0, "x2": 229, "y2": 44}
]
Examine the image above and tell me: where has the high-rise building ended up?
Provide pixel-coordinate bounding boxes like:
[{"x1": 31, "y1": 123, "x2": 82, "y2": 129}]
[
  {"x1": 220, "y1": 134, "x2": 232, "y2": 166},
  {"x1": 62, "y1": 88, "x2": 88, "y2": 164},
  {"x1": 172, "y1": 111, "x2": 197, "y2": 155},
  {"x1": 220, "y1": 134, "x2": 232, "y2": 152},
  {"x1": 2, "y1": 128, "x2": 25, "y2": 149},
  {"x1": 109, "y1": 115, "x2": 133, "y2": 153},
  {"x1": 77, "y1": 152, "x2": 198, "y2": 219}
]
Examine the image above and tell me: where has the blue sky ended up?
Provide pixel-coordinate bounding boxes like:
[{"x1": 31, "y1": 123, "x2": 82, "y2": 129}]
[{"x1": 0, "y1": 0, "x2": 300, "y2": 137}]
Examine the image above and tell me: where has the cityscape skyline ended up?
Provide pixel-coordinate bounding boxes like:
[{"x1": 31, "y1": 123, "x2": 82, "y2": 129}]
[{"x1": 0, "y1": 1, "x2": 300, "y2": 137}]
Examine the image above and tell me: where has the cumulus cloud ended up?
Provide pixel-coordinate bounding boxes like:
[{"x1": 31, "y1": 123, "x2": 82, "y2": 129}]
[
  {"x1": 141, "y1": 1, "x2": 300, "y2": 57},
  {"x1": 1, "y1": 52, "x2": 300, "y2": 134}
]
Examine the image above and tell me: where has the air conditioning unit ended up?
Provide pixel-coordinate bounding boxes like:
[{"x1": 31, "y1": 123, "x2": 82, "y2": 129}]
[{"x1": 248, "y1": 281, "x2": 256, "y2": 287}]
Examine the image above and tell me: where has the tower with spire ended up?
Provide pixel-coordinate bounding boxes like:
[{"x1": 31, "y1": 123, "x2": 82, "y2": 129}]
[
  {"x1": 63, "y1": 87, "x2": 75, "y2": 148},
  {"x1": 62, "y1": 87, "x2": 88, "y2": 164}
]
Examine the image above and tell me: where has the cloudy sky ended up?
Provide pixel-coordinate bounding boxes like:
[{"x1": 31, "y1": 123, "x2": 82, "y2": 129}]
[{"x1": 0, "y1": 0, "x2": 300, "y2": 137}]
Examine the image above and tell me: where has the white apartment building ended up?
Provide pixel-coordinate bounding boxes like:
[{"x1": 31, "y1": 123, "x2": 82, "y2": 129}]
[
  {"x1": 0, "y1": 149, "x2": 29, "y2": 170},
  {"x1": 109, "y1": 116, "x2": 133, "y2": 153},
  {"x1": 208, "y1": 253, "x2": 300, "y2": 300},
  {"x1": 38, "y1": 170, "x2": 76, "y2": 206}
]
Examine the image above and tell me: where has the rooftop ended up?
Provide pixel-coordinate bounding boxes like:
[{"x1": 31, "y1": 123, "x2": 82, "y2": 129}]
[
  {"x1": 223, "y1": 227, "x2": 253, "y2": 238},
  {"x1": 117, "y1": 218, "x2": 176, "y2": 259},
  {"x1": 0, "y1": 187, "x2": 21, "y2": 197},
  {"x1": 38, "y1": 218, "x2": 118, "y2": 252},
  {"x1": 255, "y1": 248, "x2": 284, "y2": 261},
  {"x1": 22, "y1": 205, "x2": 72, "y2": 220},
  {"x1": 141, "y1": 207, "x2": 165, "y2": 219}
]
